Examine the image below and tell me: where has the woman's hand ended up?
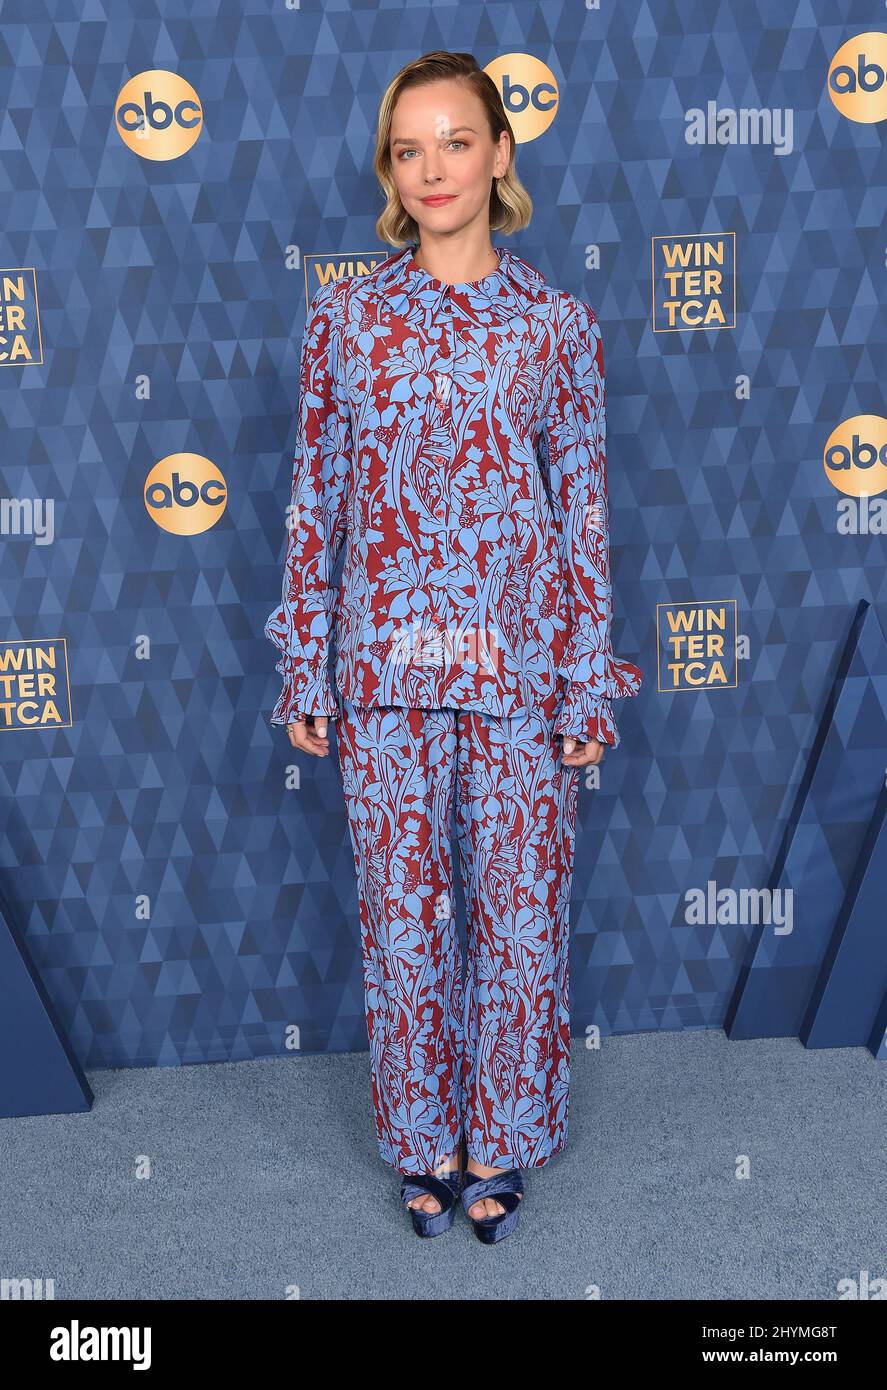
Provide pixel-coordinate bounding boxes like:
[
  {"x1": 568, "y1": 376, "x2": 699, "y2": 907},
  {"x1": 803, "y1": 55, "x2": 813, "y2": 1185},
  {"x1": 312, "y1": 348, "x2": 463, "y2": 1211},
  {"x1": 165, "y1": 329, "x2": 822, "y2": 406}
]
[
  {"x1": 559, "y1": 735, "x2": 606, "y2": 767},
  {"x1": 285, "y1": 714, "x2": 332, "y2": 756}
]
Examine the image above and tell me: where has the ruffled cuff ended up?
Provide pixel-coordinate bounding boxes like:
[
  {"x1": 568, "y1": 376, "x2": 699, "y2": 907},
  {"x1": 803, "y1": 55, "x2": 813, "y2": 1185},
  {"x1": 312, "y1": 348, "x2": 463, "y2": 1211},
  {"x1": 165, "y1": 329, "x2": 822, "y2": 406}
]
[
  {"x1": 553, "y1": 653, "x2": 643, "y2": 747},
  {"x1": 268, "y1": 652, "x2": 340, "y2": 727},
  {"x1": 554, "y1": 688, "x2": 621, "y2": 746}
]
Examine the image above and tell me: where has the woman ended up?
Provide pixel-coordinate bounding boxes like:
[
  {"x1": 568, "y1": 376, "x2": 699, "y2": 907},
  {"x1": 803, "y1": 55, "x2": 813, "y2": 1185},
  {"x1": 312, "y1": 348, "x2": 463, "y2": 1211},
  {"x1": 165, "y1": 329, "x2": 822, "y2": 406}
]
[{"x1": 264, "y1": 50, "x2": 642, "y2": 1244}]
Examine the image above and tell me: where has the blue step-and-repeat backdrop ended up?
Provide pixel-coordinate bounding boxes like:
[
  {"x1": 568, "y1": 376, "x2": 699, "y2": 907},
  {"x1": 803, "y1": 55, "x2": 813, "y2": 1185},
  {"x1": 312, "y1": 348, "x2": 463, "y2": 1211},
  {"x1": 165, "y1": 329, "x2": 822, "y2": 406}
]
[{"x1": 1, "y1": 2, "x2": 885, "y2": 1074}]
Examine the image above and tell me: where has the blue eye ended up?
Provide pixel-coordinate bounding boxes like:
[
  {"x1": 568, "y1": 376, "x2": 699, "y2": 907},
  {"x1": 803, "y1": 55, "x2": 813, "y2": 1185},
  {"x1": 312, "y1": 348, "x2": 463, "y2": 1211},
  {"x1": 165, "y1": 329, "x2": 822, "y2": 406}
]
[{"x1": 397, "y1": 140, "x2": 467, "y2": 160}]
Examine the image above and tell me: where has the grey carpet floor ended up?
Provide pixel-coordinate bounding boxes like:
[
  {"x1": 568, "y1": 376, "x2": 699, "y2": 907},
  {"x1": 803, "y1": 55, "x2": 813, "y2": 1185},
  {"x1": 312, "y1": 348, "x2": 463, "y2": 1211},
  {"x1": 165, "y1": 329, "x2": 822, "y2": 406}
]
[{"x1": 1, "y1": 1030, "x2": 883, "y2": 1300}]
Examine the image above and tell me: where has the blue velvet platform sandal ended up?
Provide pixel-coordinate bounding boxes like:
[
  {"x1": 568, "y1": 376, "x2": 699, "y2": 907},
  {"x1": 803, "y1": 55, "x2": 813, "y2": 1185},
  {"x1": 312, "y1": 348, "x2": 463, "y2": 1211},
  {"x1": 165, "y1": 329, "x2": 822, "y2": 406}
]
[
  {"x1": 461, "y1": 1168, "x2": 524, "y2": 1244},
  {"x1": 400, "y1": 1161, "x2": 462, "y2": 1238}
]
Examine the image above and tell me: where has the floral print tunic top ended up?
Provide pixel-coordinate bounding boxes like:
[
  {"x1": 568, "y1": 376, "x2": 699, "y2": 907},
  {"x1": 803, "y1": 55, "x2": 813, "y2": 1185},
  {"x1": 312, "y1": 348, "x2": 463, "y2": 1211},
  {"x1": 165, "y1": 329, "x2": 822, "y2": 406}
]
[{"x1": 264, "y1": 241, "x2": 642, "y2": 746}]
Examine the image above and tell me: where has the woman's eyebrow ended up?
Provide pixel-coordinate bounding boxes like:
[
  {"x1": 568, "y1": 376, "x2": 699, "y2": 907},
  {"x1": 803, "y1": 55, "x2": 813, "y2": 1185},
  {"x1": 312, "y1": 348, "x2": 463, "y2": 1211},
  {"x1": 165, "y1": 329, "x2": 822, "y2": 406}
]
[{"x1": 392, "y1": 125, "x2": 477, "y2": 147}]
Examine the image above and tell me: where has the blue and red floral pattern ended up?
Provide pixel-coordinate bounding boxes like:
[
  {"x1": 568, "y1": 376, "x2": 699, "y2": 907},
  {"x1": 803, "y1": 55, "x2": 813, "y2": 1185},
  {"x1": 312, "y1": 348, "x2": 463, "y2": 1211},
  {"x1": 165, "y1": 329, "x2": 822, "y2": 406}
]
[
  {"x1": 336, "y1": 696, "x2": 578, "y2": 1173},
  {"x1": 264, "y1": 242, "x2": 643, "y2": 745}
]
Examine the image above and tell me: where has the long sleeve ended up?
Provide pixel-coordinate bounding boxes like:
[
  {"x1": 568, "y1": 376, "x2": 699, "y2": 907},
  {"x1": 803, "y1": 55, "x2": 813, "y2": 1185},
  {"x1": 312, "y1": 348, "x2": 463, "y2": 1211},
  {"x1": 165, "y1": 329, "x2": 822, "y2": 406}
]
[
  {"x1": 264, "y1": 281, "x2": 353, "y2": 727},
  {"x1": 540, "y1": 298, "x2": 642, "y2": 748}
]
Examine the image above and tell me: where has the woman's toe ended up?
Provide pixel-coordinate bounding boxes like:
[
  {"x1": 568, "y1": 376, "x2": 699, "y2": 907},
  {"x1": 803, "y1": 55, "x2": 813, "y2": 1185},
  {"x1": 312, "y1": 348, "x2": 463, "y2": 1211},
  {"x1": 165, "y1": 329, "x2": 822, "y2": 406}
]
[{"x1": 469, "y1": 1198, "x2": 497, "y2": 1219}]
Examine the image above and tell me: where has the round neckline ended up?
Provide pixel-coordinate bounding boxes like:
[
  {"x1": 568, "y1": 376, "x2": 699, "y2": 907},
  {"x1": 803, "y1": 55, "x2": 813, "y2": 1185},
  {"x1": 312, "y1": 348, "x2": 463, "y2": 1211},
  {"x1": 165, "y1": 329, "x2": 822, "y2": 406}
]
[{"x1": 406, "y1": 242, "x2": 506, "y2": 292}]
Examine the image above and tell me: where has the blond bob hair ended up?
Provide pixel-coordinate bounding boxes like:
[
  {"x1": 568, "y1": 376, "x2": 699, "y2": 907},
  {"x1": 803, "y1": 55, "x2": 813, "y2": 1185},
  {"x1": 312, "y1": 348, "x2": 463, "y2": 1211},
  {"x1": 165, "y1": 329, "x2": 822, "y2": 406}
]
[{"x1": 374, "y1": 50, "x2": 533, "y2": 248}]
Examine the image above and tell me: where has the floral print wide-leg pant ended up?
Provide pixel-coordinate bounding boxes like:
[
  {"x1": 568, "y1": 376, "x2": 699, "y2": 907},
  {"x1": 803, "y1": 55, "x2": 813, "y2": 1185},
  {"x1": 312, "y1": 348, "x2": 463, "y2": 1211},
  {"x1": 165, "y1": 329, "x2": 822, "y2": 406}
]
[{"x1": 335, "y1": 696, "x2": 579, "y2": 1176}]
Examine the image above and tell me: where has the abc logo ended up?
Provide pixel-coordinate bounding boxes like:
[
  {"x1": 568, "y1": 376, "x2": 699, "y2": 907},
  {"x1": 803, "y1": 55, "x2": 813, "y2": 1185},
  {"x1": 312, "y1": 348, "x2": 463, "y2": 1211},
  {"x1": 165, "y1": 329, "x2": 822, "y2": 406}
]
[
  {"x1": 145, "y1": 454, "x2": 228, "y2": 534},
  {"x1": 823, "y1": 416, "x2": 887, "y2": 498},
  {"x1": 115, "y1": 70, "x2": 203, "y2": 160},
  {"x1": 484, "y1": 55, "x2": 558, "y2": 142},
  {"x1": 827, "y1": 33, "x2": 887, "y2": 123}
]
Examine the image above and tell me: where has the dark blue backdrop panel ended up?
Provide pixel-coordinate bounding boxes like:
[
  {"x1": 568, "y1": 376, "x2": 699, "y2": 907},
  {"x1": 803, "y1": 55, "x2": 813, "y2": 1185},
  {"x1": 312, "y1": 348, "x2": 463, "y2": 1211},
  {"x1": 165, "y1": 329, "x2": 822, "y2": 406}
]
[
  {"x1": 0, "y1": 1, "x2": 884, "y2": 1067},
  {"x1": 869, "y1": 995, "x2": 887, "y2": 1062},
  {"x1": 801, "y1": 788, "x2": 887, "y2": 1050},
  {"x1": 0, "y1": 889, "x2": 93, "y2": 1118},
  {"x1": 726, "y1": 603, "x2": 887, "y2": 1041}
]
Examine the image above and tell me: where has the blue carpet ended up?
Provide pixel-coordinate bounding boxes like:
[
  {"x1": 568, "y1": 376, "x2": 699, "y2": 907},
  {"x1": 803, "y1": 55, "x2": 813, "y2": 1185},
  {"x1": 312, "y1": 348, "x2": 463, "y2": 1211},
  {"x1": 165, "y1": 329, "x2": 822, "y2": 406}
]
[{"x1": 0, "y1": 1031, "x2": 883, "y2": 1299}]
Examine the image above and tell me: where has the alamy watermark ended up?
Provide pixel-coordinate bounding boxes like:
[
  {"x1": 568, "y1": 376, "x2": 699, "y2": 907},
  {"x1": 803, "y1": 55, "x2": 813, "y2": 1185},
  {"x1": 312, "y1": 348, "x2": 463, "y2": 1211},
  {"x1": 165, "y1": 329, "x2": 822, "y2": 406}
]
[{"x1": 684, "y1": 879, "x2": 793, "y2": 934}]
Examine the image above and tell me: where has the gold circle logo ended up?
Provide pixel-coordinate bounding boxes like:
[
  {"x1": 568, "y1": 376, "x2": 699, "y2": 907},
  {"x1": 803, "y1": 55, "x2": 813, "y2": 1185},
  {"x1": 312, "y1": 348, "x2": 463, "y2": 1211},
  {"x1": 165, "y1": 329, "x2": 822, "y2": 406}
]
[
  {"x1": 484, "y1": 54, "x2": 559, "y2": 143},
  {"x1": 823, "y1": 416, "x2": 887, "y2": 497},
  {"x1": 827, "y1": 33, "x2": 887, "y2": 124},
  {"x1": 115, "y1": 70, "x2": 203, "y2": 160},
  {"x1": 144, "y1": 454, "x2": 228, "y2": 534}
]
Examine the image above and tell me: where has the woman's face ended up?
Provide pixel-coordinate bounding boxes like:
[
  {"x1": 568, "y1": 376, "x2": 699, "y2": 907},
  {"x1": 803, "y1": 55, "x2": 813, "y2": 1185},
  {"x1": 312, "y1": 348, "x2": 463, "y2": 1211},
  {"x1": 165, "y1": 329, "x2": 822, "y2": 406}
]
[{"x1": 389, "y1": 79, "x2": 510, "y2": 241}]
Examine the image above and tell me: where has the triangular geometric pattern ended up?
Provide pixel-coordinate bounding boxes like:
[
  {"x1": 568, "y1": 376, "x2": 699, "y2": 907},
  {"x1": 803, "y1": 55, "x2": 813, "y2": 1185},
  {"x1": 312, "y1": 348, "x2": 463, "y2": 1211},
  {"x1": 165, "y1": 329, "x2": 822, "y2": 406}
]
[
  {"x1": 0, "y1": 883, "x2": 93, "y2": 1117},
  {"x1": 801, "y1": 786, "x2": 887, "y2": 1051},
  {"x1": 870, "y1": 992, "x2": 887, "y2": 1062},
  {"x1": 726, "y1": 602, "x2": 887, "y2": 1041},
  {"x1": 0, "y1": 3, "x2": 884, "y2": 1067}
]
